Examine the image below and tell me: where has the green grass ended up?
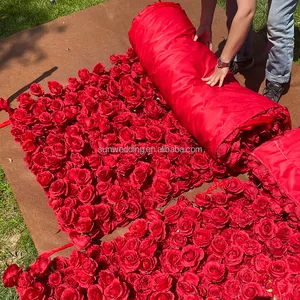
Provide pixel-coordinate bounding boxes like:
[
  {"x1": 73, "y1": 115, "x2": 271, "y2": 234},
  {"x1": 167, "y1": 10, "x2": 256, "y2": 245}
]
[
  {"x1": 218, "y1": 0, "x2": 300, "y2": 63},
  {"x1": 0, "y1": 0, "x2": 104, "y2": 39},
  {"x1": 0, "y1": 166, "x2": 38, "y2": 300}
]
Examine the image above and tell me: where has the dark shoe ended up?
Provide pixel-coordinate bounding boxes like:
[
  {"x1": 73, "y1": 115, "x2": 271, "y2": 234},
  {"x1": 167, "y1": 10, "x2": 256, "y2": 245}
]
[
  {"x1": 263, "y1": 80, "x2": 285, "y2": 103},
  {"x1": 229, "y1": 57, "x2": 255, "y2": 74}
]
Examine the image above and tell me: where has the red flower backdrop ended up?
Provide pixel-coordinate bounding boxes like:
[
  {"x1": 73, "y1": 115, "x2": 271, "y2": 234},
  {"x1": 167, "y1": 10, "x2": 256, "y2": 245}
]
[
  {"x1": 1, "y1": 48, "x2": 229, "y2": 249},
  {"x1": 3, "y1": 178, "x2": 300, "y2": 299}
]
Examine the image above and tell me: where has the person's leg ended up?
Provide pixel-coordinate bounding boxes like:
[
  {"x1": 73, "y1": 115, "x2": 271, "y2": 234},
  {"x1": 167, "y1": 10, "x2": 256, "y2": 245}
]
[
  {"x1": 264, "y1": 0, "x2": 299, "y2": 101},
  {"x1": 226, "y1": 0, "x2": 254, "y2": 72}
]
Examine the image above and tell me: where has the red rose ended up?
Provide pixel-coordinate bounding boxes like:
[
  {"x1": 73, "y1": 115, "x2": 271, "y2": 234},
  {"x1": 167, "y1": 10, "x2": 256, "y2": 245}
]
[
  {"x1": 273, "y1": 278, "x2": 292, "y2": 298},
  {"x1": 210, "y1": 207, "x2": 229, "y2": 228},
  {"x1": 74, "y1": 269, "x2": 95, "y2": 288},
  {"x1": 17, "y1": 271, "x2": 33, "y2": 289},
  {"x1": 129, "y1": 219, "x2": 148, "y2": 238},
  {"x1": 78, "y1": 185, "x2": 95, "y2": 203},
  {"x1": 75, "y1": 217, "x2": 94, "y2": 233},
  {"x1": 110, "y1": 65, "x2": 122, "y2": 78},
  {"x1": 267, "y1": 238, "x2": 287, "y2": 257},
  {"x1": 53, "y1": 111, "x2": 67, "y2": 125},
  {"x1": 170, "y1": 232, "x2": 187, "y2": 249},
  {"x1": 87, "y1": 285, "x2": 103, "y2": 300},
  {"x1": 98, "y1": 118, "x2": 110, "y2": 134},
  {"x1": 36, "y1": 171, "x2": 53, "y2": 188},
  {"x1": 161, "y1": 249, "x2": 183, "y2": 274},
  {"x1": 93, "y1": 62, "x2": 105, "y2": 75},
  {"x1": 104, "y1": 278, "x2": 129, "y2": 300},
  {"x1": 107, "y1": 185, "x2": 124, "y2": 204},
  {"x1": 182, "y1": 207, "x2": 202, "y2": 221},
  {"x1": 126, "y1": 200, "x2": 142, "y2": 220},
  {"x1": 289, "y1": 233, "x2": 300, "y2": 253},
  {"x1": 22, "y1": 140, "x2": 37, "y2": 152},
  {"x1": 190, "y1": 153, "x2": 209, "y2": 170},
  {"x1": 66, "y1": 135, "x2": 85, "y2": 153},
  {"x1": 30, "y1": 83, "x2": 44, "y2": 96},
  {"x1": 3, "y1": 264, "x2": 22, "y2": 287},
  {"x1": 149, "y1": 220, "x2": 166, "y2": 240},
  {"x1": 237, "y1": 268, "x2": 257, "y2": 284},
  {"x1": 286, "y1": 255, "x2": 300, "y2": 274},
  {"x1": 146, "y1": 126, "x2": 163, "y2": 142},
  {"x1": 139, "y1": 237, "x2": 157, "y2": 258},
  {"x1": 193, "y1": 229, "x2": 213, "y2": 247},
  {"x1": 99, "y1": 101, "x2": 114, "y2": 117},
  {"x1": 140, "y1": 257, "x2": 157, "y2": 274},
  {"x1": 255, "y1": 218, "x2": 276, "y2": 241},
  {"x1": 204, "y1": 262, "x2": 226, "y2": 283},
  {"x1": 224, "y1": 178, "x2": 244, "y2": 194},
  {"x1": 119, "y1": 127, "x2": 135, "y2": 142},
  {"x1": 176, "y1": 273, "x2": 199, "y2": 297},
  {"x1": 107, "y1": 79, "x2": 120, "y2": 98},
  {"x1": 61, "y1": 288, "x2": 82, "y2": 300},
  {"x1": 253, "y1": 254, "x2": 271, "y2": 273},
  {"x1": 243, "y1": 238, "x2": 261, "y2": 256},
  {"x1": 181, "y1": 245, "x2": 204, "y2": 268},
  {"x1": 224, "y1": 245, "x2": 244, "y2": 266},
  {"x1": 98, "y1": 270, "x2": 115, "y2": 289},
  {"x1": 195, "y1": 193, "x2": 212, "y2": 208},
  {"x1": 67, "y1": 77, "x2": 80, "y2": 91},
  {"x1": 231, "y1": 230, "x2": 249, "y2": 246},
  {"x1": 21, "y1": 282, "x2": 46, "y2": 300},
  {"x1": 210, "y1": 160, "x2": 227, "y2": 175},
  {"x1": 65, "y1": 92, "x2": 78, "y2": 105},
  {"x1": 224, "y1": 279, "x2": 241, "y2": 298},
  {"x1": 81, "y1": 257, "x2": 97, "y2": 276},
  {"x1": 231, "y1": 207, "x2": 254, "y2": 229},
  {"x1": 52, "y1": 143, "x2": 67, "y2": 159},
  {"x1": 144, "y1": 99, "x2": 162, "y2": 120},
  {"x1": 151, "y1": 272, "x2": 173, "y2": 292},
  {"x1": 177, "y1": 218, "x2": 195, "y2": 236},
  {"x1": 49, "y1": 179, "x2": 67, "y2": 197},
  {"x1": 57, "y1": 207, "x2": 77, "y2": 225},
  {"x1": 131, "y1": 62, "x2": 145, "y2": 75},
  {"x1": 242, "y1": 283, "x2": 262, "y2": 299},
  {"x1": 252, "y1": 195, "x2": 270, "y2": 217},
  {"x1": 269, "y1": 260, "x2": 288, "y2": 279},
  {"x1": 119, "y1": 250, "x2": 140, "y2": 273},
  {"x1": 95, "y1": 203, "x2": 111, "y2": 222},
  {"x1": 48, "y1": 198, "x2": 63, "y2": 211},
  {"x1": 130, "y1": 162, "x2": 151, "y2": 188},
  {"x1": 293, "y1": 284, "x2": 300, "y2": 298},
  {"x1": 50, "y1": 98, "x2": 64, "y2": 112},
  {"x1": 153, "y1": 176, "x2": 172, "y2": 196},
  {"x1": 150, "y1": 291, "x2": 175, "y2": 300},
  {"x1": 133, "y1": 274, "x2": 151, "y2": 296},
  {"x1": 276, "y1": 222, "x2": 292, "y2": 242},
  {"x1": 211, "y1": 192, "x2": 228, "y2": 206},
  {"x1": 48, "y1": 271, "x2": 62, "y2": 286},
  {"x1": 78, "y1": 68, "x2": 91, "y2": 82},
  {"x1": 48, "y1": 80, "x2": 63, "y2": 95},
  {"x1": 115, "y1": 200, "x2": 129, "y2": 216},
  {"x1": 211, "y1": 235, "x2": 228, "y2": 255}
]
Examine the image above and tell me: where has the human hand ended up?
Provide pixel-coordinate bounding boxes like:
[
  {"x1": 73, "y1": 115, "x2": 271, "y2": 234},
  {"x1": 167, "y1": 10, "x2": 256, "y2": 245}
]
[
  {"x1": 202, "y1": 66, "x2": 229, "y2": 87},
  {"x1": 194, "y1": 25, "x2": 212, "y2": 51}
]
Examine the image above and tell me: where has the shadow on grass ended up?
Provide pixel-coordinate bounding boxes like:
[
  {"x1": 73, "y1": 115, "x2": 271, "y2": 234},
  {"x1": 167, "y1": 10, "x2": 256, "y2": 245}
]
[{"x1": 0, "y1": 2, "x2": 67, "y2": 73}]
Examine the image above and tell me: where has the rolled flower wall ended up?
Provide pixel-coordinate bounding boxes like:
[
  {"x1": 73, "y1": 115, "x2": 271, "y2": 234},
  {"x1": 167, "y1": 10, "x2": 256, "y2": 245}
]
[{"x1": 1, "y1": 2, "x2": 300, "y2": 299}]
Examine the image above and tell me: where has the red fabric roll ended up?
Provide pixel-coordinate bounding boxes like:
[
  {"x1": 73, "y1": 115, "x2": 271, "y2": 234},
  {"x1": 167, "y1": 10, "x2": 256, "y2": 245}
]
[
  {"x1": 249, "y1": 129, "x2": 300, "y2": 207},
  {"x1": 129, "y1": 2, "x2": 291, "y2": 170}
]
